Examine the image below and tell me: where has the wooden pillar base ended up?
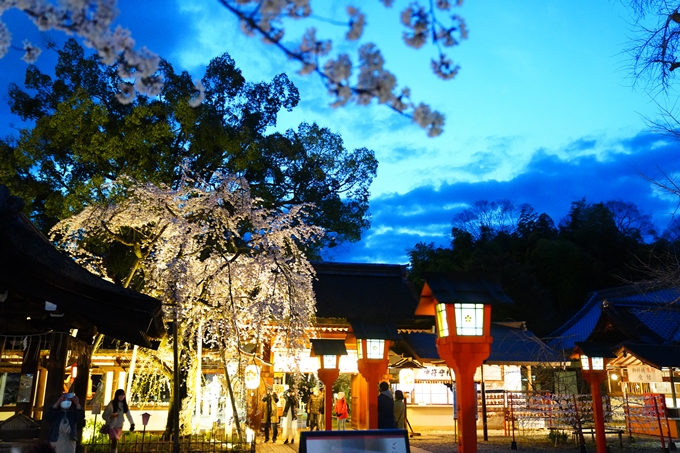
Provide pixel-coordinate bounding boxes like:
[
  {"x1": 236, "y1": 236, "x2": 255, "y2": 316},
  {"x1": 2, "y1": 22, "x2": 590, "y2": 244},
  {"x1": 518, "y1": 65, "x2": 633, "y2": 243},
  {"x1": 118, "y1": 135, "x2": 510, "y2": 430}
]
[
  {"x1": 357, "y1": 359, "x2": 389, "y2": 430},
  {"x1": 436, "y1": 337, "x2": 492, "y2": 453}
]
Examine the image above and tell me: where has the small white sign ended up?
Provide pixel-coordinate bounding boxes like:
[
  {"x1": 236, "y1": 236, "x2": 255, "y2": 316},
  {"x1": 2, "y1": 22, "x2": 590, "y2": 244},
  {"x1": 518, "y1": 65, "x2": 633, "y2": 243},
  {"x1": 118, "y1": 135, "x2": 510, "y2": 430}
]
[
  {"x1": 415, "y1": 365, "x2": 451, "y2": 381},
  {"x1": 627, "y1": 365, "x2": 663, "y2": 383},
  {"x1": 651, "y1": 382, "x2": 672, "y2": 394}
]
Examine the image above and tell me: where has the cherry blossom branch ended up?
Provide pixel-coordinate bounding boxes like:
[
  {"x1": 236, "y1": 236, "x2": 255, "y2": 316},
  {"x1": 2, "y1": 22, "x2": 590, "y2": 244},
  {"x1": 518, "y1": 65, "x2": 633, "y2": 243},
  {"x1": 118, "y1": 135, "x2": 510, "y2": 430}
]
[
  {"x1": 219, "y1": 0, "x2": 466, "y2": 136},
  {"x1": 0, "y1": 0, "x2": 468, "y2": 136}
]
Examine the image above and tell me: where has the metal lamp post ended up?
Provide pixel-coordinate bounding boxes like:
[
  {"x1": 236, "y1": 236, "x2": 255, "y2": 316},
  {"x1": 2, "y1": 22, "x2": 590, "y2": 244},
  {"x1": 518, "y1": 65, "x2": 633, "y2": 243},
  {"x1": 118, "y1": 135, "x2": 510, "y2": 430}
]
[
  {"x1": 350, "y1": 322, "x2": 400, "y2": 429},
  {"x1": 310, "y1": 339, "x2": 348, "y2": 430},
  {"x1": 141, "y1": 412, "x2": 151, "y2": 450},
  {"x1": 575, "y1": 341, "x2": 616, "y2": 453},
  {"x1": 415, "y1": 273, "x2": 513, "y2": 453}
]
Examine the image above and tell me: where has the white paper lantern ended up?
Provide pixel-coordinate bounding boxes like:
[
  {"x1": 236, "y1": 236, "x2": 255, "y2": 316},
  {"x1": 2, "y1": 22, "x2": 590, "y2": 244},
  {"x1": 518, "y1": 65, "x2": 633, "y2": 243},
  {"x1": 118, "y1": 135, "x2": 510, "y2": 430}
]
[
  {"x1": 245, "y1": 364, "x2": 260, "y2": 389},
  {"x1": 399, "y1": 368, "x2": 415, "y2": 391}
]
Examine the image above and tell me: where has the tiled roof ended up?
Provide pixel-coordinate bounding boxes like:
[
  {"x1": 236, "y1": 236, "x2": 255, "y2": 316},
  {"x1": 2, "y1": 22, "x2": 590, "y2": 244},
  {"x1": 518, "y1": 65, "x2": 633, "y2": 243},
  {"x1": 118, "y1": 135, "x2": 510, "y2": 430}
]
[
  {"x1": 546, "y1": 283, "x2": 680, "y2": 353},
  {"x1": 488, "y1": 323, "x2": 562, "y2": 364},
  {"x1": 0, "y1": 185, "x2": 165, "y2": 348},
  {"x1": 620, "y1": 343, "x2": 680, "y2": 369},
  {"x1": 420, "y1": 272, "x2": 514, "y2": 306},
  {"x1": 544, "y1": 298, "x2": 601, "y2": 353},
  {"x1": 396, "y1": 333, "x2": 441, "y2": 361},
  {"x1": 396, "y1": 323, "x2": 560, "y2": 364},
  {"x1": 309, "y1": 339, "x2": 348, "y2": 356},
  {"x1": 312, "y1": 262, "x2": 423, "y2": 324},
  {"x1": 631, "y1": 307, "x2": 680, "y2": 342},
  {"x1": 575, "y1": 341, "x2": 617, "y2": 359},
  {"x1": 349, "y1": 321, "x2": 401, "y2": 340}
]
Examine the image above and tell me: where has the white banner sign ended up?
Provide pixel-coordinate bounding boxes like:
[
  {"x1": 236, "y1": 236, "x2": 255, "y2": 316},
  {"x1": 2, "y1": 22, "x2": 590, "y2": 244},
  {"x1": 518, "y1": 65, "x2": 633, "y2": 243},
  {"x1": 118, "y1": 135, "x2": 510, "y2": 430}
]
[
  {"x1": 415, "y1": 366, "x2": 452, "y2": 381},
  {"x1": 474, "y1": 364, "x2": 502, "y2": 381},
  {"x1": 504, "y1": 366, "x2": 522, "y2": 391},
  {"x1": 627, "y1": 365, "x2": 663, "y2": 383}
]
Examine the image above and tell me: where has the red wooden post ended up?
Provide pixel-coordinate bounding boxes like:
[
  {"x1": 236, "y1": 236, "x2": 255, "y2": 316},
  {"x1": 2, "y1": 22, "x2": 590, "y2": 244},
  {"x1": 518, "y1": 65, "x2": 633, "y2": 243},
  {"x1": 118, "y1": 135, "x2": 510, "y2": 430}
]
[
  {"x1": 357, "y1": 360, "x2": 389, "y2": 429},
  {"x1": 317, "y1": 368, "x2": 340, "y2": 431},
  {"x1": 653, "y1": 396, "x2": 668, "y2": 452}
]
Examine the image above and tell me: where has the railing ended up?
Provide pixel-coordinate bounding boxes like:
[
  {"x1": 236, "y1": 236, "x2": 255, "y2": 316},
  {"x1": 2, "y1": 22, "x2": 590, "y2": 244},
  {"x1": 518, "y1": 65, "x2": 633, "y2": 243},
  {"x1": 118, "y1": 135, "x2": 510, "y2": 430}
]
[{"x1": 81, "y1": 431, "x2": 256, "y2": 453}]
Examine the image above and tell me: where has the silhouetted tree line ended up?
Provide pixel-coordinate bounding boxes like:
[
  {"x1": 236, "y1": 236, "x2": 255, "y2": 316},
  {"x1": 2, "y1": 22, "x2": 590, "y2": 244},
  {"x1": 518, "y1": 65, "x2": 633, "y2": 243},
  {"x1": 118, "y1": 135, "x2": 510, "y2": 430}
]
[{"x1": 408, "y1": 198, "x2": 680, "y2": 337}]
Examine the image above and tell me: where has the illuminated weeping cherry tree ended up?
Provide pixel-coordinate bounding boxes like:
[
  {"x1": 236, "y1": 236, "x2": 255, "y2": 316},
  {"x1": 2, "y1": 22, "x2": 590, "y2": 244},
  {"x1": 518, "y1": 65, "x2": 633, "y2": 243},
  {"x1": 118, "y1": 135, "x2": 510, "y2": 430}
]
[{"x1": 50, "y1": 172, "x2": 322, "y2": 438}]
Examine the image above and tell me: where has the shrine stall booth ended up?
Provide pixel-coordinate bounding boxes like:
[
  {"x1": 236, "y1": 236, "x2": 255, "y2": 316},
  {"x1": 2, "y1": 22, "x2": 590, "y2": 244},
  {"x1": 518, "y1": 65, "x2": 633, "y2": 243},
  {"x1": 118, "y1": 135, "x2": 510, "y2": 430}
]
[
  {"x1": 391, "y1": 323, "x2": 562, "y2": 431},
  {"x1": 264, "y1": 263, "x2": 561, "y2": 433},
  {"x1": 547, "y1": 282, "x2": 680, "y2": 438}
]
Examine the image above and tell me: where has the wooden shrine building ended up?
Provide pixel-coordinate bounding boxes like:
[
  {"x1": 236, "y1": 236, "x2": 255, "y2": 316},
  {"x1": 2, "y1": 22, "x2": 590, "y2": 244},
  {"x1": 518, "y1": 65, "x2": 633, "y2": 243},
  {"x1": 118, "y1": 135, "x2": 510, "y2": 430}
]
[{"x1": 0, "y1": 185, "x2": 165, "y2": 440}]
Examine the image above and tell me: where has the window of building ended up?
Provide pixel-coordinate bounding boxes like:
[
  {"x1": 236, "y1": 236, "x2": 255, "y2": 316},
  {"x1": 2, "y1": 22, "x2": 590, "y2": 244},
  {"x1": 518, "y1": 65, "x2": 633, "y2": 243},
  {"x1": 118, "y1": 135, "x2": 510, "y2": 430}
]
[{"x1": 412, "y1": 382, "x2": 453, "y2": 405}]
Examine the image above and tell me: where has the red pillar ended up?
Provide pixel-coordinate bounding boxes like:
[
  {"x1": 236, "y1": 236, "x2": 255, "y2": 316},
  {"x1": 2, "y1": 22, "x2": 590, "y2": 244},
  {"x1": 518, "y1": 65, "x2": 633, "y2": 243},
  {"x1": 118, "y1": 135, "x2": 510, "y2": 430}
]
[
  {"x1": 582, "y1": 371, "x2": 608, "y2": 453},
  {"x1": 357, "y1": 360, "x2": 389, "y2": 430},
  {"x1": 437, "y1": 339, "x2": 491, "y2": 453},
  {"x1": 317, "y1": 368, "x2": 340, "y2": 430}
]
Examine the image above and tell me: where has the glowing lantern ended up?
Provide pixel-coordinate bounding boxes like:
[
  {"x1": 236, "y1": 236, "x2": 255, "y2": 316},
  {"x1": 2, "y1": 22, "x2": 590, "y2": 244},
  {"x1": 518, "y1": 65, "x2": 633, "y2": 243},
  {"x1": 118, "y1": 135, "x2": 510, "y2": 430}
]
[
  {"x1": 580, "y1": 355, "x2": 604, "y2": 371},
  {"x1": 244, "y1": 364, "x2": 260, "y2": 390},
  {"x1": 310, "y1": 338, "x2": 348, "y2": 431},
  {"x1": 399, "y1": 368, "x2": 415, "y2": 392},
  {"x1": 350, "y1": 322, "x2": 400, "y2": 429},
  {"x1": 415, "y1": 272, "x2": 513, "y2": 453},
  {"x1": 575, "y1": 342, "x2": 616, "y2": 453}
]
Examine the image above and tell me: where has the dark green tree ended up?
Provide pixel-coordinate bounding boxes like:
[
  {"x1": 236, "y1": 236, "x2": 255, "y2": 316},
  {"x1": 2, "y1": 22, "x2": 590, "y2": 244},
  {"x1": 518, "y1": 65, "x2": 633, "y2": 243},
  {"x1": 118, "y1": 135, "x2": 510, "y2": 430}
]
[
  {"x1": 408, "y1": 198, "x2": 655, "y2": 336},
  {"x1": 0, "y1": 39, "x2": 377, "y2": 250}
]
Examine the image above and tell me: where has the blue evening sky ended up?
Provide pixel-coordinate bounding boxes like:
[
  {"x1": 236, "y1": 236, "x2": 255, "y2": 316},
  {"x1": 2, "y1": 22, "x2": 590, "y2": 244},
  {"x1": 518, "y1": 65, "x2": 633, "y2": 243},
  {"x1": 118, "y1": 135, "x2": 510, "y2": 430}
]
[{"x1": 1, "y1": 1, "x2": 679, "y2": 264}]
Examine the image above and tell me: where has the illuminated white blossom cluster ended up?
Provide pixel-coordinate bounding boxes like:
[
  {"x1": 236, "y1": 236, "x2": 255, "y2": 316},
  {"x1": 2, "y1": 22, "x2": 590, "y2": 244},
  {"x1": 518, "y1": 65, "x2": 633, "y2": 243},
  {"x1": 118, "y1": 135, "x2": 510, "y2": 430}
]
[
  {"x1": 218, "y1": 0, "x2": 468, "y2": 136},
  {"x1": 2, "y1": 0, "x2": 467, "y2": 136},
  {"x1": 51, "y1": 173, "x2": 322, "y2": 356}
]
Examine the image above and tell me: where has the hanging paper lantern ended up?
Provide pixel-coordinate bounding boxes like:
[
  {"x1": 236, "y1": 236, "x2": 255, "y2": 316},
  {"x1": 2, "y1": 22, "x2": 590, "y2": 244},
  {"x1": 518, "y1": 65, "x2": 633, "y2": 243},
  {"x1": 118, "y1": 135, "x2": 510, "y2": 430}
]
[
  {"x1": 399, "y1": 368, "x2": 415, "y2": 391},
  {"x1": 245, "y1": 364, "x2": 260, "y2": 389}
]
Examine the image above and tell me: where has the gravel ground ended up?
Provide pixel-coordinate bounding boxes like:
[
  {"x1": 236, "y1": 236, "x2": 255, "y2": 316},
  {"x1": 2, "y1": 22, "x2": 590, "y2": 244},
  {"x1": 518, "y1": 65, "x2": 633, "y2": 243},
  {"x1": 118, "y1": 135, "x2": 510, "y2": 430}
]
[{"x1": 408, "y1": 430, "x2": 672, "y2": 452}]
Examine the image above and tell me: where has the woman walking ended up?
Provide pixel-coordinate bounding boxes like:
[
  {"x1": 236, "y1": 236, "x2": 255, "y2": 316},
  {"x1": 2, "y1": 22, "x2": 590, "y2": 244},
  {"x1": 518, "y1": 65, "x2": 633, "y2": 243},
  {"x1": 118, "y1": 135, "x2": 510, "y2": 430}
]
[{"x1": 102, "y1": 389, "x2": 135, "y2": 453}]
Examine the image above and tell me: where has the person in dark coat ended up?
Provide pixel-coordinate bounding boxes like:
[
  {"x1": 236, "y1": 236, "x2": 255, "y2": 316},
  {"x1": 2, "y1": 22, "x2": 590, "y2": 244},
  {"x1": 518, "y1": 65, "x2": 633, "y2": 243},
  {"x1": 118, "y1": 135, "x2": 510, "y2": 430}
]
[
  {"x1": 282, "y1": 388, "x2": 298, "y2": 444},
  {"x1": 306, "y1": 388, "x2": 324, "y2": 431},
  {"x1": 45, "y1": 393, "x2": 85, "y2": 453},
  {"x1": 262, "y1": 390, "x2": 279, "y2": 443},
  {"x1": 377, "y1": 381, "x2": 396, "y2": 429}
]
